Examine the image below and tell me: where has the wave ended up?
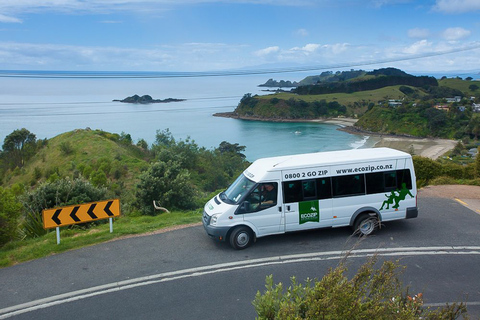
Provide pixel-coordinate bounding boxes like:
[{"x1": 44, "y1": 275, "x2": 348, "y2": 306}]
[{"x1": 350, "y1": 135, "x2": 370, "y2": 149}]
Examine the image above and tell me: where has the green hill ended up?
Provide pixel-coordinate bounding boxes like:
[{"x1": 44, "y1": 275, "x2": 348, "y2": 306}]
[
  {"x1": 2, "y1": 129, "x2": 149, "y2": 198},
  {"x1": 233, "y1": 68, "x2": 480, "y2": 139}
]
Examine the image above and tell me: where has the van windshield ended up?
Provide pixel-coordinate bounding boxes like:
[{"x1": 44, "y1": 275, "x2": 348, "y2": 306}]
[{"x1": 221, "y1": 174, "x2": 255, "y2": 204}]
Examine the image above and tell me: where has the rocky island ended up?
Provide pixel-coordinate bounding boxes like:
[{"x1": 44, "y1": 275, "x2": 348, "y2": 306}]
[{"x1": 113, "y1": 94, "x2": 185, "y2": 104}]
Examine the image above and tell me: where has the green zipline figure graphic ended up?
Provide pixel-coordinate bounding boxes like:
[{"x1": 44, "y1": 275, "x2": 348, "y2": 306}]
[
  {"x1": 380, "y1": 183, "x2": 414, "y2": 211},
  {"x1": 380, "y1": 190, "x2": 396, "y2": 210}
]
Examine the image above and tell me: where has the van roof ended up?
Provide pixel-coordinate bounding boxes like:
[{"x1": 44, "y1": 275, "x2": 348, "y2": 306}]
[{"x1": 246, "y1": 148, "x2": 410, "y2": 178}]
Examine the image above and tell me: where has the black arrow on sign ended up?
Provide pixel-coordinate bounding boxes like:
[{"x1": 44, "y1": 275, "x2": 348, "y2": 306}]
[
  {"x1": 104, "y1": 201, "x2": 114, "y2": 216},
  {"x1": 87, "y1": 204, "x2": 98, "y2": 219},
  {"x1": 52, "y1": 209, "x2": 62, "y2": 225},
  {"x1": 70, "y1": 206, "x2": 81, "y2": 222}
]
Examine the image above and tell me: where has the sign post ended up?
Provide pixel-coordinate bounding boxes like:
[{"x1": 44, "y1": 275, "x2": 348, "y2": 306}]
[{"x1": 42, "y1": 199, "x2": 121, "y2": 244}]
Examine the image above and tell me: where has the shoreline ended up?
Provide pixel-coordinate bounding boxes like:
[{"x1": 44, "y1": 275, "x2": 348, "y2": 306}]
[{"x1": 214, "y1": 112, "x2": 457, "y2": 159}]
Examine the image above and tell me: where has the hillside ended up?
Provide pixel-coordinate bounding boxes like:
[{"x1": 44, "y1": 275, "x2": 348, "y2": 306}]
[
  {"x1": 1, "y1": 129, "x2": 150, "y2": 198},
  {"x1": 232, "y1": 68, "x2": 480, "y2": 139}
]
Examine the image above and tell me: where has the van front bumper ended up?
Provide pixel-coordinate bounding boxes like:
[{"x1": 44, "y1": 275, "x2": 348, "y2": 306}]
[{"x1": 202, "y1": 211, "x2": 230, "y2": 242}]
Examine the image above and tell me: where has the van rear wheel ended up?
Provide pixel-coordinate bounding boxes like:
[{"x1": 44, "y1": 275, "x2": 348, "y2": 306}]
[
  {"x1": 354, "y1": 214, "x2": 378, "y2": 236},
  {"x1": 229, "y1": 226, "x2": 253, "y2": 250}
]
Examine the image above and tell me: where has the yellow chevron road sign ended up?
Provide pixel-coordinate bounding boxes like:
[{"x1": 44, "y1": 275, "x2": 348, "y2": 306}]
[{"x1": 42, "y1": 199, "x2": 120, "y2": 229}]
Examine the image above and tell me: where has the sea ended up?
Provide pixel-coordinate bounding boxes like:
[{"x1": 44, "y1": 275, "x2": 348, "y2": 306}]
[{"x1": 0, "y1": 70, "x2": 379, "y2": 161}]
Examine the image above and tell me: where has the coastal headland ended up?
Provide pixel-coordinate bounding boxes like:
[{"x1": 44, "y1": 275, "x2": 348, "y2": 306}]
[{"x1": 214, "y1": 112, "x2": 457, "y2": 160}]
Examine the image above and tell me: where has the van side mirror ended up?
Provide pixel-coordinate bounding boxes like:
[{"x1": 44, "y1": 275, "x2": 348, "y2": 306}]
[{"x1": 236, "y1": 201, "x2": 250, "y2": 214}]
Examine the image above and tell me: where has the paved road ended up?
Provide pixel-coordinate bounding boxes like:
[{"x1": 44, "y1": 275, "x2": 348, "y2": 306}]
[{"x1": 1, "y1": 196, "x2": 479, "y2": 319}]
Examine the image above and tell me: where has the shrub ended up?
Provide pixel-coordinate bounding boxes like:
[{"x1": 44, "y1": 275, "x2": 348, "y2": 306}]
[
  {"x1": 59, "y1": 141, "x2": 74, "y2": 155},
  {"x1": 413, "y1": 156, "x2": 442, "y2": 184},
  {"x1": 253, "y1": 257, "x2": 468, "y2": 319},
  {"x1": 430, "y1": 176, "x2": 457, "y2": 185},
  {"x1": 19, "y1": 178, "x2": 108, "y2": 238},
  {"x1": 135, "y1": 160, "x2": 197, "y2": 214},
  {"x1": 0, "y1": 187, "x2": 22, "y2": 246}
]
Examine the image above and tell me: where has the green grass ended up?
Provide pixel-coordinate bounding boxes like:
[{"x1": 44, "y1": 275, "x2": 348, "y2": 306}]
[
  {"x1": 3, "y1": 129, "x2": 149, "y2": 189},
  {"x1": 259, "y1": 86, "x2": 411, "y2": 106},
  {"x1": 438, "y1": 78, "x2": 480, "y2": 96},
  {"x1": 0, "y1": 210, "x2": 202, "y2": 268}
]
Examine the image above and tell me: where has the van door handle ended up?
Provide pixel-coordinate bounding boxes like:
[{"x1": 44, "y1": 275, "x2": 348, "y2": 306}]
[
  {"x1": 286, "y1": 205, "x2": 290, "y2": 211},
  {"x1": 278, "y1": 206, "x2": 282, "y2": 212}
]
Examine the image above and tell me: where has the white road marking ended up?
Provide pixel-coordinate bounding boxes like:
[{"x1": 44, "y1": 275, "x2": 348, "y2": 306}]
[{"x1": 1, "y1": 246, "x2": 480, "y2": 319}]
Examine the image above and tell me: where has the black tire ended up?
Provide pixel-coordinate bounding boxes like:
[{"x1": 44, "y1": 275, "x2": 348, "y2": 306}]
[
  {"x1": 229, "y1": 226, "x2": 253, "y2": 250},
  {"x1": 353, "y1": 214, "x2": 378, "y2": 236}
]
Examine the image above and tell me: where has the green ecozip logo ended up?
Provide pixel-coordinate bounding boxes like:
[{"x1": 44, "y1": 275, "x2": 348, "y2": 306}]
[{"x1": 299, "y1": 200, "x2": 319, "y2": 224}]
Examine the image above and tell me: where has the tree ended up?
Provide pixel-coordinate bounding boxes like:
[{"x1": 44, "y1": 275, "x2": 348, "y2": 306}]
[
  {"x1": 218, "y1": 141, "x2": 246, "y2": 159},
  {"x1": 467, "y1": 114, "x2": 480, "y2": 139},
  {"x1": 135, "y1": 160, "x2": 196, "y2": 214},
  {"x1": 2, "y1": 128, "x2": 37, "y2": 168},
  {"x1": 469, "y1": 84, "x2": 479, "y2": 92}
]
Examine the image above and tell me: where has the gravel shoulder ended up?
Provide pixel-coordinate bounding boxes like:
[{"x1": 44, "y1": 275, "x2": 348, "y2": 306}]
[{"x1": 418, "y1": 184, "x2": 480, "y2": 199}]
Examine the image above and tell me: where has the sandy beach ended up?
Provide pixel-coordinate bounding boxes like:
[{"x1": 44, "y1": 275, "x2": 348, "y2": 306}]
[
  {"x1": 214, "y1": 113, "x2": 458, "y2": 159},
  {"x1": 316, "y1": 117, "x2": 458, "y2": 159}
]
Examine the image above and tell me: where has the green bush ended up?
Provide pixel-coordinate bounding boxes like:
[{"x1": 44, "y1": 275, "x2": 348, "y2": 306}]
[
  {"x1": 19, "y1": 177, "x2": 108, "y2": 238},
  {"x1": 253, "y1": 257, "x2": 468, "y2": 319},
  {"x1": 430, "y1": 176, "x2": 457, "y2": 185},
  {"x1": 440, "y1": 162, "x2": 465, "y2": 180},
  {"x1": 413, "y1": 156, "x2": 442, "y2": 185},
  {"x1": 0, "y1": 187, "x2": 22, "y2": 246},
  {"x1": 59, "y1": 141, "x2": 74, "y2": 155},
  {"x1": 135, "y1": 160, "x2": 197, "y2": 214}
]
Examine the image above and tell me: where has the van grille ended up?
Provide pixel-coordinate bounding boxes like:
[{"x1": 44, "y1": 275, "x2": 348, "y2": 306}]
[{"x1": 203, "y1": 211, "x2": 211, "y2": 225}]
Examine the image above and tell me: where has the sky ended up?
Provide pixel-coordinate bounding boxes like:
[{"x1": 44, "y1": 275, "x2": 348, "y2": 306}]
[{"x1": 0, "y1": 0, "x2": 480, "y2": 75}]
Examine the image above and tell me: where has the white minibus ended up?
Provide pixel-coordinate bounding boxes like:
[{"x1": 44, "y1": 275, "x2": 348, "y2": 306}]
[{"x1": 203, "y1": 148, "x2": 418, "y2": 249}]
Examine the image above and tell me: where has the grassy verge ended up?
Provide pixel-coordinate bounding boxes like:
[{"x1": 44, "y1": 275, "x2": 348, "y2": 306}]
[{"x1": 0, "y1": 210, "x2": 202, "y2": 268}]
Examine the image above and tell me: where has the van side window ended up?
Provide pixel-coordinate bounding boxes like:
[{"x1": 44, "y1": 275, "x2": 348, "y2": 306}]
[
  {"x1": 366, "y1": 171, "x2": 397, "y2": 195},
  {"x1": 284, "y1": 181, "x2": 302, "y2": 203},
  {"x1": 317, "y1": 177, "x2": 332, "y2": 199},
  {"x1": 332, "y1": 174, "x2": 365, "y2": 197},
  {"x1": 240, "y1": 182, "x2": 278, "y2": 214},
  {"x1": 365, "y1": 172, "x2": 384, "y2": 195},
  {"x1": 397, "y1": 169, "x2": 412, "y2": 190},
  {"x1": 302, "y1": 179, "x2": 316, "y2": 200}
]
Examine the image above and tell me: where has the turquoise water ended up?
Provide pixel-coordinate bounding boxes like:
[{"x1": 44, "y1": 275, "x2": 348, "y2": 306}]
[{"x1": 0, "y1": 73, "x2": 375, "y2": 160}]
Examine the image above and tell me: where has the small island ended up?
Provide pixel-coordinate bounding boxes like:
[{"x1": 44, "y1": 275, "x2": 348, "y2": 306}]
[{"x1": 113, "y1": 94, "x2": 185, "y2": 104}]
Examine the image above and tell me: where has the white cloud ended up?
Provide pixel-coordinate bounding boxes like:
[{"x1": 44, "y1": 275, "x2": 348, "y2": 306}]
[
  {"x1": 433, "y1": 0, "x2": 480, "y2": 13},
  {"x1": 295, "y1": 28, "x2": 309, "y2": 37},
  {"x1": 402, "y1": 40, "x2": 432, "y2": 54},
  {"x1": 0, "y1": 41, "x2": 253, "y2": 71},
  {"x1": 441, "y1": 27, "x2": 471, "y2": 40},
  {"x1": 254, "y1": 46, "x2": 280, "y2": 56},
  {"x1": 408, "y1": 28, "x2": 430, "y2": 39},
  {"x1": 290, "y1": 43, "x2": 320, "y2": 53},
  {"x1": 0, "y1": 14, "x2": 22, "y2": 23}
]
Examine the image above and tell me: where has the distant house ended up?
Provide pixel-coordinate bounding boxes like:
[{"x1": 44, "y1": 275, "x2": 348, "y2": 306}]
[
  {"x1": 388, "y1": 99, "x2": 402, "y2": 107},
  {"x1": 468, "y1": 148, "x2": 478, "y2": 158},
  {"x1": 446, "y1": 96, "x2": 462, "y2": 103},
  {"x1": 473, "y1": 103, "x2": 480, "y2": 113},
  {"x1": 434, "y1": 105, "x2": 449, "y2": 111}
]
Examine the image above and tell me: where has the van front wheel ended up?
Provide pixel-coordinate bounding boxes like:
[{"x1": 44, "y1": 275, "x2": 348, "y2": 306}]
[
  {"x1": 229, "y1": 226, "x2": 253, "y2": 250},
  {"x1": 354, "y1": 214, "x2": 378, "y2": 236}
]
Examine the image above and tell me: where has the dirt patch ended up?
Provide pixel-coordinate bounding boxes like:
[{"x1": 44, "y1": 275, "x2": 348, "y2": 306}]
[{"x1": 418, "y1": 184, "x2": 480, "y2": 199}]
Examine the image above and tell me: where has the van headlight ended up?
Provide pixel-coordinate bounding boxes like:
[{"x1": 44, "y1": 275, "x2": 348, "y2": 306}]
[{"x1": 210, "y1": 214, "x2": 219, "y2": 226}]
